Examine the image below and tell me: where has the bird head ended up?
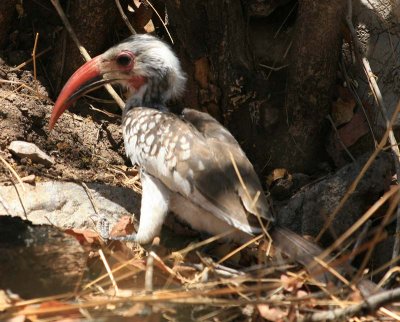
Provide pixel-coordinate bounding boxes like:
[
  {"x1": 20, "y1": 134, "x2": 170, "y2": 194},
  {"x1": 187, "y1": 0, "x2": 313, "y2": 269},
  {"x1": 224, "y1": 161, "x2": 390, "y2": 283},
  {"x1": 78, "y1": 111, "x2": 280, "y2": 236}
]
[{"x1": 49, "y1": 34, "x2": 186, "y2": 129}]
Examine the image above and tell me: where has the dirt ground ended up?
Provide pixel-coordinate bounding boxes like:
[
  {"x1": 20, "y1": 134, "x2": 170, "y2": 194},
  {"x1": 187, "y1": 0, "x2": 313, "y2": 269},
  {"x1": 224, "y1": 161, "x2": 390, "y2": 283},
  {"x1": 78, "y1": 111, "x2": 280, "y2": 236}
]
[{"x1": 0, "y1": 62, "x2": 131, "y2": 186}]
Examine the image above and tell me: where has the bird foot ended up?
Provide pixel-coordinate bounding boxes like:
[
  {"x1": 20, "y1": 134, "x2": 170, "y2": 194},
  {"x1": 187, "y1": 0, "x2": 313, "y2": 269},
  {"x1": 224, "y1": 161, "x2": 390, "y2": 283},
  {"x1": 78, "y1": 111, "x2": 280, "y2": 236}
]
[
  {"x1": 91, "y1": 213, "x2": 112, "y2": 240},
  {"x1": 109, "y1": 233, "x2": 137, "y2": 242},
  {"x1": 91, "y1": 214, "x2": 137, "y2": 242}
]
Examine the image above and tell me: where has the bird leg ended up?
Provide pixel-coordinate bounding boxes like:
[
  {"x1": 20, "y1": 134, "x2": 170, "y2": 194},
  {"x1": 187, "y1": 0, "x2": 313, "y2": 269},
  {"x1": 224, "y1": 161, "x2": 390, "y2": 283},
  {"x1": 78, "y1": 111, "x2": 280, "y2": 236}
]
[{"x1": 104, "y1": 171, "x2": 170, "y2": 243}]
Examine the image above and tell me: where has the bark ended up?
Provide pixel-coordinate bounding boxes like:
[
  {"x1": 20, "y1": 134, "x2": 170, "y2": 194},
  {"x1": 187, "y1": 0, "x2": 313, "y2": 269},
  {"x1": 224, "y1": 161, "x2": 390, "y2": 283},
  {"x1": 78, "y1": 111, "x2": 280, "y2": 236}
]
[
  {"x1": 165, "y1": 0, "x2": 281, "y2": 177},
  {"x1": 165, "y1": 0, "x2": 346, "y2": 174},
  {"x1": 48, "y1": 0, "x2": 121, "y2": 94},
  {"x1": 164, "y1": 0, "x2": 255, "y2": 119},
  {"x1": 0, "y1": 1, "x2": 17, "y2": 48},
  {"x1": 281, "y1": 0, "x2": 347, "y2": 172}
]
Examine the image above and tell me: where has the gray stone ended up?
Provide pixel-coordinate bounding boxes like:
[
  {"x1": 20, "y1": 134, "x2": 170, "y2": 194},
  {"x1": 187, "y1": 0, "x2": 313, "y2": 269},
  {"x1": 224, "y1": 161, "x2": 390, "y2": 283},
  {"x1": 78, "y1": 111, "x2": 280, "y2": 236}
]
[
  {"x1": 276, "y1": 152, "x2": 392, "y2": 240},
  {"x1": 352, "y1": 0, "x2": 400, "y2": 125},
  {"x1": 8, "y1": 141, "x2": 54, "y2": 166},
  {"x1": 0, "y1": 181, "x2": 140, "y2": 231}
]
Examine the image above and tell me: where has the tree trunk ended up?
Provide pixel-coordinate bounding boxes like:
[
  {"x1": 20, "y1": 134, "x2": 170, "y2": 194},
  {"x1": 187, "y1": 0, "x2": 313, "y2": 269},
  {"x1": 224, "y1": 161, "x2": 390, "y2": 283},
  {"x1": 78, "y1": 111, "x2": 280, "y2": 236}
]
[
  {"x1": 47, "y1": 0, "x2": 121, "y2": 94},
  {"x1": 165, "y1": 0, "x2": 255, "y2": 119},
  {"x1": 0, "y1": 1, "x2": 17, "y2": 48},
  {"x1": 165, "y1": 0, "x2": 346, "y2": 175},
  {"x1": 283, "y1": 0, "x2": 346, "y2": 172}
]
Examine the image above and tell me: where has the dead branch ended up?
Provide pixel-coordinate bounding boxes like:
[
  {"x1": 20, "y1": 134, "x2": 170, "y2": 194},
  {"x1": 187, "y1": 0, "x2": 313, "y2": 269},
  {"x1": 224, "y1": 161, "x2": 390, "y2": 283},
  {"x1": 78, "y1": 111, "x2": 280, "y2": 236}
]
[
  {"x1": 302, "y1": 286, "x2": 400, "y2": 321},
  {"x1": 144, "y1": 0, "x2": 173, "y2": 44},
  {"x1": 10, "y1": 46, "x2": 52, "y2": 71},
  {"x1": 115, "y1": 0, "x2": 137, "y2": 35}
]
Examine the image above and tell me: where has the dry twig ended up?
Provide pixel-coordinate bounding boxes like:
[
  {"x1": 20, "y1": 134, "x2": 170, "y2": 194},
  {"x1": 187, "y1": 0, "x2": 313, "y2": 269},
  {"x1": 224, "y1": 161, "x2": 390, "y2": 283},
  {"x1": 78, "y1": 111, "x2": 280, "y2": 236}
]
[
  {"x1": 0, "y1": 155, "x2": 25, "y2": 191},
  {"x1": 326, "y1": 115, "x2": 356, "y2": 162},
  {"x1": 32, "y1": 33, "x2": 39, "y2": 87},
  {"x1": 98, "y1": 249, "x2": 120, "y2": 296},
  {"x1": 228, "y1": 151, "x2": 270, "y2": 238},
  {"x1": 315, "y1": 184, "x2": 400, "y2": 269},
  {"x1": 115, "y1": 0, "x2": 137, "y2": 35},
  {"x1": 10, "y1": 46, "x2": 52, "y2": 71},
  {"x1": 354, "y1": 190, "x2": 400, "y2": 283},
  {"x1": 0, "y1": 79, "x2": 51, "y2": 102},
  {"x1": 143, "y1": 0, "x2": 174, "y2": 44},
  {"x1": 145, "y1": 237, "x2": 159, "y2": 293},
  {"x1": 302, "y1": 286, "x2": 400, "y2": 321}
]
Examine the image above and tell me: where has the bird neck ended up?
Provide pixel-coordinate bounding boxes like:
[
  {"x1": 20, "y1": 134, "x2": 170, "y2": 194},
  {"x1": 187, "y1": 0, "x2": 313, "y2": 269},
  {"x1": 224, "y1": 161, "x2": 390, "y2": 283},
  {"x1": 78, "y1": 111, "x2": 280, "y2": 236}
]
[{"x1": 124, "y1": 81, "x2": 169, "y2": 114}]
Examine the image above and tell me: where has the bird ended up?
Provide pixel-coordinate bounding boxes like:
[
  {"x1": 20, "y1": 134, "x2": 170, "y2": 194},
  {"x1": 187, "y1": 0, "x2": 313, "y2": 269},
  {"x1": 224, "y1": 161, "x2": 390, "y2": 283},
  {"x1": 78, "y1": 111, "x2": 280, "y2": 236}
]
[
  {"x1": 47, "y1": 34, "x2": 345, "y2": 279},
  {"x1": 50, "y1": 33, "x2": 274, "y2": 244},
  {"x1": 48, "y1": 34, "x2": 383, "y2": 291}
]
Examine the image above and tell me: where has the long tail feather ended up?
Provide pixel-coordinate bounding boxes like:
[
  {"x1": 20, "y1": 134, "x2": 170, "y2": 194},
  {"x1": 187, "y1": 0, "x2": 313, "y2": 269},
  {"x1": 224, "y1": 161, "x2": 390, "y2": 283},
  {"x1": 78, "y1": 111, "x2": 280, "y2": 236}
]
[{"x1": 272, "y1": 227, "x2": 378, "y2": 296}]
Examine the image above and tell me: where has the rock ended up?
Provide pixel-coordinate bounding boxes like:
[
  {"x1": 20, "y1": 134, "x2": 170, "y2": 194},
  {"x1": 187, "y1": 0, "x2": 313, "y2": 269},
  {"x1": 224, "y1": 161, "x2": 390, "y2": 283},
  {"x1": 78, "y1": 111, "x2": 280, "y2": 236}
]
[
  {"x1": 352, "y1": 1, "x2": 400, "y2": 126},
  {"x1": 276, "y1": 152, "x2": 393, "y2": 242},
  {"x1": 370, "y1": 234, "x2": 395, "y2": 283},
  {"x1": 8, "y1": 141, "x2": 54, "y2": 166},
  {"x1": 0, "y1": 181, "x2": 140, "y2": 231},
  {"x1": 0, "y1": 216, "x2": 87, "y2": 299},
  {"x1": 267, "y1": 168, "x2": 311, "y2": 201},
  {"x1": 21, "y1": 174, "x2": 36, "y2": 184}
]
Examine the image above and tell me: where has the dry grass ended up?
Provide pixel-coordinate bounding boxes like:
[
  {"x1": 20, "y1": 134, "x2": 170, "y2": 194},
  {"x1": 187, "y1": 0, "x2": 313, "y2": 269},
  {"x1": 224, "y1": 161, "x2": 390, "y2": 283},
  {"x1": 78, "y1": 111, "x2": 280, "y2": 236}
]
[
  {"x1": 1, "y1": 224, "x2": 399, "y2": 321},
  {"x1": 1, "y1": 1, "x2": 400, "y2": 321}
]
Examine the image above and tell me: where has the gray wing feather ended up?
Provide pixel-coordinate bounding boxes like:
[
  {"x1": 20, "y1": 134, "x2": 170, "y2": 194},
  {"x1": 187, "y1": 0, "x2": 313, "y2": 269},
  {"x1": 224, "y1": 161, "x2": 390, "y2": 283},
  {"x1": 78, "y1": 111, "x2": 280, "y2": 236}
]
[
  {"x1": 182, "y1": 108, "x2": 273, "y2": 220},
  {"x1": 181, "y1": 108, "x2": 238, "y2": 145}
]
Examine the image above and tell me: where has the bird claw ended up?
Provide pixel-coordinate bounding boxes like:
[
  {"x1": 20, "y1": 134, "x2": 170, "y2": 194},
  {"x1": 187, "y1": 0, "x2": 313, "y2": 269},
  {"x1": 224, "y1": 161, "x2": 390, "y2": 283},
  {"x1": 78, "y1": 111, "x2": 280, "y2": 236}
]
[
  {"x1": 109, "y1": 233, "x2": 137, "y2": 242},
  {"x1": 91, "y1": 214, "x2": 137, "y2": 242},
  {"x1": 91, "y1": 213, "x2": 112, "y2": 239}
]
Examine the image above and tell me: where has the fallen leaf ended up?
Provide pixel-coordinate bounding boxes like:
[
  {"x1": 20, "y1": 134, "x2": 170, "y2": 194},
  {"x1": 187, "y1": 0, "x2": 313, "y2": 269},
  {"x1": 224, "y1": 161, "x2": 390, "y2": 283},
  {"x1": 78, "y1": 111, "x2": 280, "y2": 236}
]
[
  {"x1": 0, "y1": 290, "x2": 12, "y2": 311},
  {"x1": 144, "y1": 20, "x2": 155, "y2": 33},
  {"x1": 4, "y1": 316, "x2": 25, "y2": 322},
  {"x1": 336, "y1": 110, "x2": 369, "y2": 149},
  {"x1": 331, "y1": 87, "x2": 356, "y2": 126},
  {"x1": 21, "y1": 301, "x2": 81, "y2": 321},
  {"x1": 110, "y1": 215, "x2": 135, "y2": 238},
  {"x1": 21, "y1": 174, "x2": 35, "y2": 184},
  {"x1": 257, "y1": 304, "x2": 287, "y2": 321},
  {"x1": 64, "y1": 228, "x2": 99, "y2": 244},
  {"x1": 267, "y1": 168, "x2": 291, "y2": 187},
  {"x1": 349, "y1": 289, "x2": 363, "y2": 302},
  {"x1": 133, "y1": 1, "x2": 153, "y2": 32},
  {"x1": 121, "y1": 303, "x2": 146, "y2": 317},
  {"x1": 280, "y1": 274, "x2": 304, "y2": 292},
  {"x1": 56, "y1": 142, "x2": 70, "y2": 150},
  {"x1": 326, "y1": 105, "x2": 370, "y2": 167},
  {"x1": 296, "y1": 290, "x2": 308, "y2": 298}
]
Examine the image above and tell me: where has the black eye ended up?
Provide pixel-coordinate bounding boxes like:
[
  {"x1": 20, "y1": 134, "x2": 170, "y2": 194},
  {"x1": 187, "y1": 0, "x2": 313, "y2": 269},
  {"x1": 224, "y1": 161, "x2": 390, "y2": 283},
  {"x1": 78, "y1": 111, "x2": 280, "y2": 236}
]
[{"x1": 116, "y1": 53, "x2": 132, "y2": 66}]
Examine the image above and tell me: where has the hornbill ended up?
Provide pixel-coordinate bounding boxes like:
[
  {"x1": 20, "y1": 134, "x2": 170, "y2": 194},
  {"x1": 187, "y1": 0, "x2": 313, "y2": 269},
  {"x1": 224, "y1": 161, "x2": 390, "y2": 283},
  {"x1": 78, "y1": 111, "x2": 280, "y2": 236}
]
[{"x1": 49, "y1": 34, "x2": 354, "y2": 284}]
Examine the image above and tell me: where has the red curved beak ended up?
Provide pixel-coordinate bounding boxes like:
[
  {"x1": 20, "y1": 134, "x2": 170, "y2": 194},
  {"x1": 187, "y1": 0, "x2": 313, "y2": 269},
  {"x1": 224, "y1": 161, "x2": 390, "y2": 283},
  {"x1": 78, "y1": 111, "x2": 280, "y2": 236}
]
[{"x1": 49, "y1": 55, "x2": 105, "y2": 130}]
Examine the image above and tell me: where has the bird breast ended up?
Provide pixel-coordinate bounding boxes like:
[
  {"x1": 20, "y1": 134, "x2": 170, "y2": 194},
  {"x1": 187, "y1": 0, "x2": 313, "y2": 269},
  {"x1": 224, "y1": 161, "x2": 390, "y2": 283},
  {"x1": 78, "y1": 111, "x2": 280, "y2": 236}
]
[{"x1": 122, "y1": 107, "x2": 199, "y2": 195}]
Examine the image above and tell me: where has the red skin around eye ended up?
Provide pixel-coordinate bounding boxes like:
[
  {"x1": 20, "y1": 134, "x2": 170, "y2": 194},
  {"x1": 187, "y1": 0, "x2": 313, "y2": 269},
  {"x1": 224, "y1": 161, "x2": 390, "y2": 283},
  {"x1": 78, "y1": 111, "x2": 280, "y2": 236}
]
[
  {"x1": 116, "y1": 51, "x2": 135, "y2": 71},
  {"x1": 129, "y1": 75, "x2": 147, "y2": 89}
]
